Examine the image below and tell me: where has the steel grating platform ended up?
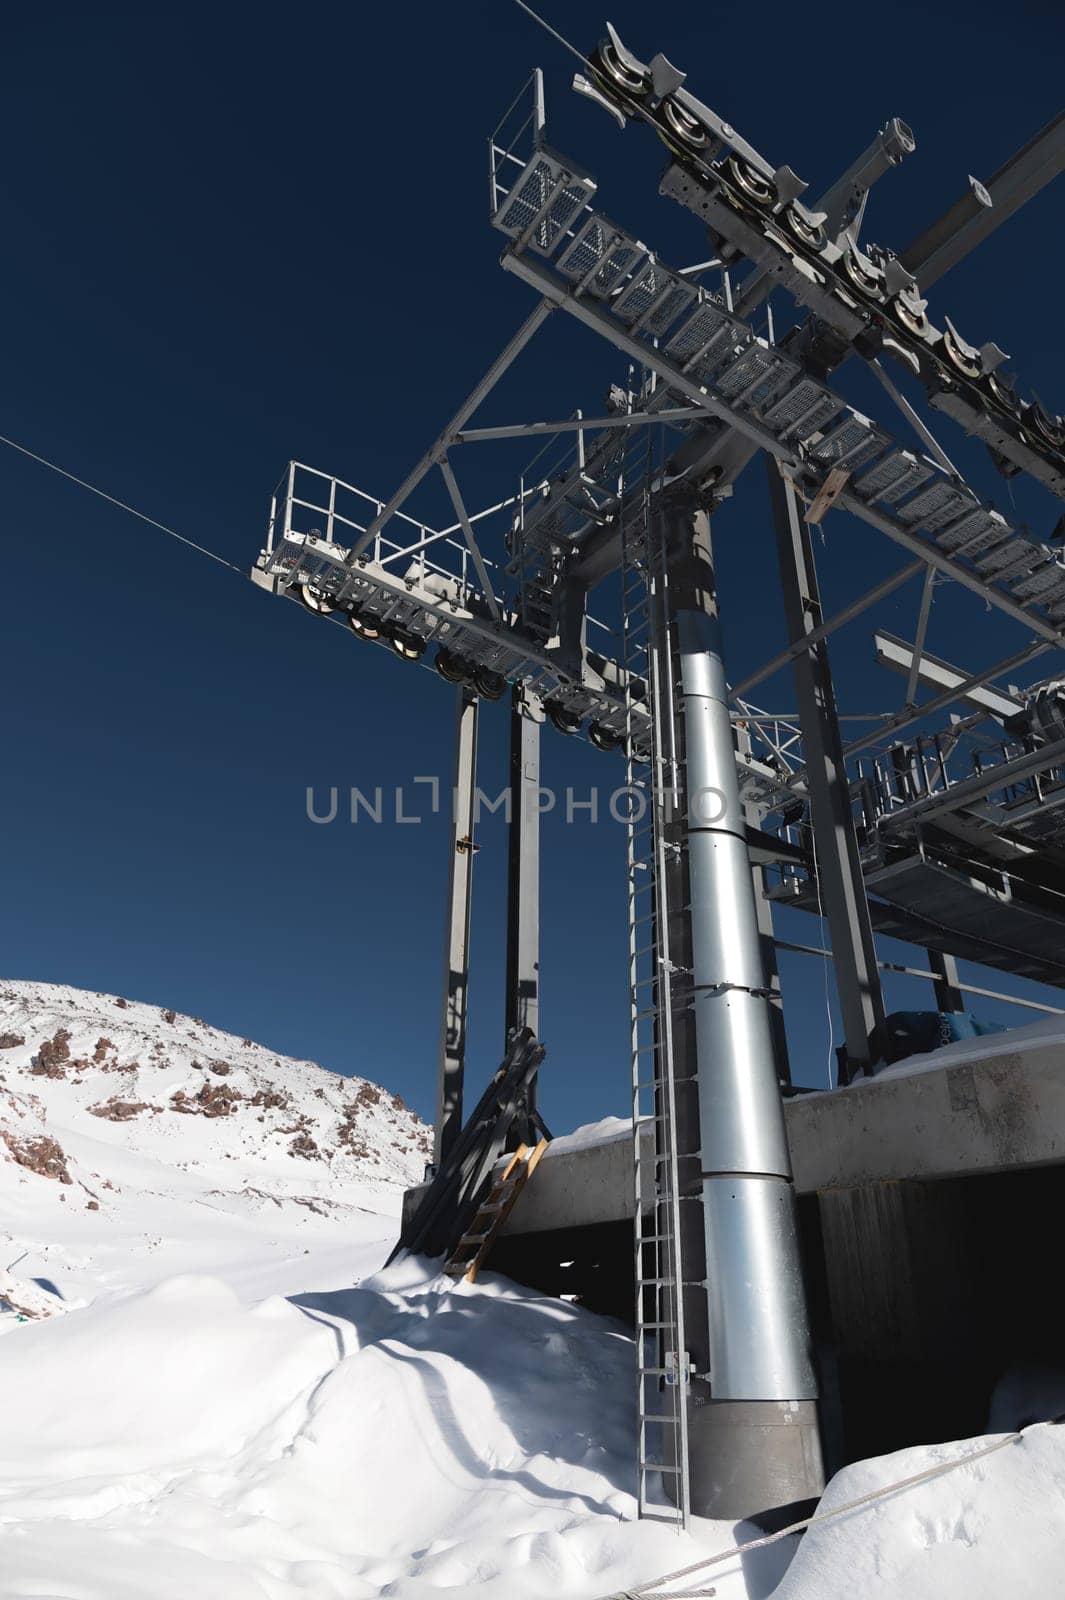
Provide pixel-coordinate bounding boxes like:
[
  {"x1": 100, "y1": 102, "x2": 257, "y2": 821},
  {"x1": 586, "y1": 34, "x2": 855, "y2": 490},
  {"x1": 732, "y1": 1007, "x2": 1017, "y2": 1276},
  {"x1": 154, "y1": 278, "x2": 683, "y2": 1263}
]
[
  {"x1": 775, "y1": 850, "x2": 1065, "y2": 989},
  {"x1": 868, "y1": 853, "x2": 1065, "y2": 989}
]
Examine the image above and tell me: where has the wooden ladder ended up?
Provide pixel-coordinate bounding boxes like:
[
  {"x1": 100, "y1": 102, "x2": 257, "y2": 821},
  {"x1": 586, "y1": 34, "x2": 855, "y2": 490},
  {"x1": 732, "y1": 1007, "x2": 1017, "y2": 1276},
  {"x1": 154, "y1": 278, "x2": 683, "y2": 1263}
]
[{"x1": 443, "y1": 1139, "x2": 549, "y2": 1283}]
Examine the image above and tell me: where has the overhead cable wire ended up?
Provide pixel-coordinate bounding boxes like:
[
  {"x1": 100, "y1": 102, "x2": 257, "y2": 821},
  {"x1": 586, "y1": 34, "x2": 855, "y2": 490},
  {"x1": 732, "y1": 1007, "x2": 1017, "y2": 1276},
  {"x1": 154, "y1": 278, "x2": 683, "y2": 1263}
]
[
  {"x1": 606, "y1": 1414, "x2": 1065, "y2": 1600},
  {"x1": 0, "y1": 431, "x2": 245, "y2": 575},
  {"x1": 511, "y1": 0, "x2": 591, "y2": 71}
]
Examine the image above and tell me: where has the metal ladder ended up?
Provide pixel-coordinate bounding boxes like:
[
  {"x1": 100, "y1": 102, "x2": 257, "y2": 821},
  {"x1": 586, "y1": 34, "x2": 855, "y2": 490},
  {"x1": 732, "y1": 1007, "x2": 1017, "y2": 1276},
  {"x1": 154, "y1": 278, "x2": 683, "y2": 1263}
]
[
  {"x1": 443, "y1": 1139, "x2": 549, "y2": 1283},
  {"x1": 620, "y1": 435, "x2": 692, "y2": 1530}
]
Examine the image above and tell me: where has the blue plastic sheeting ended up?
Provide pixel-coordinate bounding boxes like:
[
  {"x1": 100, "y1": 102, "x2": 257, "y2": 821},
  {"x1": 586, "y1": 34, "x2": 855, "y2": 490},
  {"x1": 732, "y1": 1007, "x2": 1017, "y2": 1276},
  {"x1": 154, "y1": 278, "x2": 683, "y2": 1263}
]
[{"x1": 870, "y1": 1010, "x2": 1007, "y2": 1067}]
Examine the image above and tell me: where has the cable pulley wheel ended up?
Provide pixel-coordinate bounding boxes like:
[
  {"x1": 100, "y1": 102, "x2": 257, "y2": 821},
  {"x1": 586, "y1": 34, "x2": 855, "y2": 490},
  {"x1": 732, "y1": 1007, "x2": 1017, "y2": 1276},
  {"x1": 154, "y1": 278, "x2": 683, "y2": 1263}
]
[
  {"x1": 546, "y1": 701, "x2": 582, "y2": 737},
  {"x1": 942, "y1": 326, "x2": 983, "y2": 380},
  {"x1": 661, "y1": 98, "x2": 710, "y2": 150},
  {"x1": 299, "y1": 583, "x2": 334, "y2": 615},
  {"x1": 473, "y1": 666, "x2": 506, "y2": 701},
  {"x1": 842, "y1": 248, "x2": 884, "y2": 300},
  {"x1": 349, "y1": 612, "x2": 381, "y2": 640},
  {"x1": 390, "y1": 630, "x2": 424, "y2": 662},
  {"x1": 589, "y1": 723, "x2": 621, "y2": 753},
  {"x1": 893, "y1": 293, "x2": 928, "y2": 338},
  {"x1": 726, "y1": 155, "x2": 774, "y2": 206},
  {"x1": 434, "y1": 648, "x2": 469, "y2": 683},
  {"x1": 596, "y1": 40, "x2": 648, "y2": 95},
  {"x1": 986, "y1": 372, "x2": 1020, "y2": 416},
  {"x1": 1028, "y1": 402, "x2": 1065, "y2": 449},
  {"x1": 782, "y1": 206, "x2": 825, "y2": 251}
]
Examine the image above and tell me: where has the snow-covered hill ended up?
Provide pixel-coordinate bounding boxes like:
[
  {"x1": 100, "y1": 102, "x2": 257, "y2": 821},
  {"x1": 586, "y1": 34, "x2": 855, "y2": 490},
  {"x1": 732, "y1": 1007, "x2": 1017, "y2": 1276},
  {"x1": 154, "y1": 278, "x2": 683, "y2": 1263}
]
[
  {"x1": 3, "y1": 981, "x2": 1065, "y2": 1600},
  {"x1": 0, "y1": 981, "x2": 744, "y2": 1599},
  {"x1": 0, "y1": 978, "x2": 431, "y2": 1307}
]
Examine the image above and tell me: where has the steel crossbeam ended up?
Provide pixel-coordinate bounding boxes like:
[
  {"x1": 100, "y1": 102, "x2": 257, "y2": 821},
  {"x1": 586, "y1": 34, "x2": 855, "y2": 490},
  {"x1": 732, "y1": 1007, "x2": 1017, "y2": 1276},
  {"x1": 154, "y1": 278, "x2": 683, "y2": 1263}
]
[
  {"x1": 574, "y1": 25, "x2": 1065, "y2": 500},
  {"x1": 497, "y1": 197, "x2": 1065, "y2": 649}
]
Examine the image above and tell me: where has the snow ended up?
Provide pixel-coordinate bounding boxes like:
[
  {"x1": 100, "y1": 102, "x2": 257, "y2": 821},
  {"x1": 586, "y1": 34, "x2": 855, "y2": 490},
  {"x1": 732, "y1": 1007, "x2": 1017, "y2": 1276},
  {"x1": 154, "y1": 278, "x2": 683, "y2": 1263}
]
[
  {"x1": 543, "y1": 1115, "x2": 632, "y2": 1158},
  {"x1": 0, "y1": 1249, "x2": 796, "y2": 1599},
  {"x1": 3, "y1": 979, "x2": 1065, "y2": 1598},
  {"x1": 0, "y1": 978, "x2": 431, "y2": 1306},
  {"x1": 0, "y1": 981, "x2": 762, "y2": 1598},
  {"x1": 775, "y1": 1423, "x2": 1065, "y2": 1599}
]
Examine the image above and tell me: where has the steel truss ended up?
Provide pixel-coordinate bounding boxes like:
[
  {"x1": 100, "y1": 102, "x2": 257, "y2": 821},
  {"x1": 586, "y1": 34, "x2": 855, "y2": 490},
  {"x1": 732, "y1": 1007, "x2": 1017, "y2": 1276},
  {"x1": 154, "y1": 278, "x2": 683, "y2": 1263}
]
[{"x1": 249, "y1": 27, "x2": 1065, "y2": 1524}]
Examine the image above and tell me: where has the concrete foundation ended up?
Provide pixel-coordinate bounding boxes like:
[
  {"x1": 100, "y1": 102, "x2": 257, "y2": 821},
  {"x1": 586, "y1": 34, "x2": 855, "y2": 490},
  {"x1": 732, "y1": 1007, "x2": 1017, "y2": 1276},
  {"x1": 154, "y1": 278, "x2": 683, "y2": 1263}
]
[
  {"x1": 404, "y1": 1032, "x2": 1065, "y2": 1240},
  {"x1": 406, "y1": 1030, "x2": 1065, "y2": 1474}
]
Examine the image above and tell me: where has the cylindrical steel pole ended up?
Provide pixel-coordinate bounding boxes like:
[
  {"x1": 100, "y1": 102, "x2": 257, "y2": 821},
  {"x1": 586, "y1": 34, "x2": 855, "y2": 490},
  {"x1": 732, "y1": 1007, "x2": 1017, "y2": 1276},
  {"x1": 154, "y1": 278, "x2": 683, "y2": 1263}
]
[
  {"x1": 680, "y1": 608, "x2": 814, "y2": 1396},
  {"x1": 505, "y1": 684, "x2": 544, "y2": 1146},
  {"x1": 665, "y1": 493, "x2": 823, "y2": 1519}
]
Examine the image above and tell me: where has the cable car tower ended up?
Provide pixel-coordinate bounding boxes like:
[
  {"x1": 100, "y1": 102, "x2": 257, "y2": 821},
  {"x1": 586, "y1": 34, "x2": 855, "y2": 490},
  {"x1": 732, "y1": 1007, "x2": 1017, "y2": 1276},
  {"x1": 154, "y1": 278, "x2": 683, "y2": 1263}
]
[{"x1": 250, "y1": 20, "x2": 1065, "y2": 1526}]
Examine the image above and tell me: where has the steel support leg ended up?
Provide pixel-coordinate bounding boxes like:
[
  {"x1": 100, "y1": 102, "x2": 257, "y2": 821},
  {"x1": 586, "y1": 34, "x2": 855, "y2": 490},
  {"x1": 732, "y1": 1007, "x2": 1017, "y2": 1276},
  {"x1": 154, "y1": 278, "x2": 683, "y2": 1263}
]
[
  {"x1": 930, "y1": 948, "x2": 964, "y2": 1013},
  {"x1": 505, "y1": 685, "x2": 543, "y2": 1141},
  {"x1": 767, "y1": 459, "x2": 885, "y2": 1078},
  {"x1": 433, "y1": 687, "x2": 479, "y2": 1168},
  {"x1": 665, "y1": 491, "x2": 822, "y2": 1521}
]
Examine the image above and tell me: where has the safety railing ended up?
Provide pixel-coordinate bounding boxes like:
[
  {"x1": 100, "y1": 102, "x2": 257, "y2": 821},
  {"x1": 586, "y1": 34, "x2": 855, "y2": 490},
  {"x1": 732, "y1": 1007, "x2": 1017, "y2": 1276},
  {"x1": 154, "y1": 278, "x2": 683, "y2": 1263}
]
[
  {"x1": 488, "y1": 68, "x2": 547, "y2": 221},
  {"x1": 265, "y1": 461, "x2": 505, "y2": 612}
]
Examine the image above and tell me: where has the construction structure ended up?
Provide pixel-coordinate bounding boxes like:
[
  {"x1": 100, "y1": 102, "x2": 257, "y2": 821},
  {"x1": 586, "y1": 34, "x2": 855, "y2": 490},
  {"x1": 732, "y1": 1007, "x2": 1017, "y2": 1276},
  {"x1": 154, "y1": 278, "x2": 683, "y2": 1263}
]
[{"x1": 249, "y1": 20, "x2": 1065, "y2": 1527}]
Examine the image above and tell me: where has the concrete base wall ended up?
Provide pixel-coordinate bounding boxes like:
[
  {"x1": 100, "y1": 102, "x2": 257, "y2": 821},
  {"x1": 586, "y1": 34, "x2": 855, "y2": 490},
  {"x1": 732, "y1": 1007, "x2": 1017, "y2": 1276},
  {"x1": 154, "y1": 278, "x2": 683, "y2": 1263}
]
[
  {"x1": 404, "y1": 1041, "x2": 1065, "y2": 1241},
  {"x1": 407, "y1": 1040, "x2": 1065, "y2": 1466},
  {"x1": 788, "y1": 1042, "x2": 1065, "y2": 1191}
]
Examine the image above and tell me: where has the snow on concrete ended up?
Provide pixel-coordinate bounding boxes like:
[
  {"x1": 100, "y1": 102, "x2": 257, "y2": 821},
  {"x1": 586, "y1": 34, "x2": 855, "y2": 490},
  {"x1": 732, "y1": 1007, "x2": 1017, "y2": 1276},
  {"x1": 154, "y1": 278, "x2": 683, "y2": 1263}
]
[
  {"x1": 3, "y1": 980, "x2": 1065, "y2": 1598},
  {"x1": 543, "y1": 1116, "x2": 631, "y2": 1158}
]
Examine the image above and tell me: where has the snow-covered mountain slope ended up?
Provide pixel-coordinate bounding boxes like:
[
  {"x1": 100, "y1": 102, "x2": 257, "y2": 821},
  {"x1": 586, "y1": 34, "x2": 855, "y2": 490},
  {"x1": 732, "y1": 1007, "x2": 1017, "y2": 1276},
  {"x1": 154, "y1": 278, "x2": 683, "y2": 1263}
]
[
  {"x1": 0, "y1": 982, "x2": 759, "y2": 1600},
  {"x1": 3, "y1": 982, "x2": 1065, "y2": 1600},
  {"x1": 0, "y1": 978, "x2": 431, "y2": 1305}
]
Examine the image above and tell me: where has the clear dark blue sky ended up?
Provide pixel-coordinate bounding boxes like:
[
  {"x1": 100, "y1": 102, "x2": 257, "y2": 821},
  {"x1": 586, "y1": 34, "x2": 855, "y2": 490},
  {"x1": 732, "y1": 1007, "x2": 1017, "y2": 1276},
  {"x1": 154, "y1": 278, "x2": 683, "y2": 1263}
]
[{"x1": 2, "y1": 1, "x2": 1063, "y2": 1130}]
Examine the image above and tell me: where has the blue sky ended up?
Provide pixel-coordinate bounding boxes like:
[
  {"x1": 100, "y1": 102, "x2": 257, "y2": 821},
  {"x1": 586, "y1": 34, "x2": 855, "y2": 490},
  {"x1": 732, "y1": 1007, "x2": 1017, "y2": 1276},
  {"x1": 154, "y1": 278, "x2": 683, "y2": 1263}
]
[{"x1": 2, "y1": 0, "x2": 1064, "y2": 1132}]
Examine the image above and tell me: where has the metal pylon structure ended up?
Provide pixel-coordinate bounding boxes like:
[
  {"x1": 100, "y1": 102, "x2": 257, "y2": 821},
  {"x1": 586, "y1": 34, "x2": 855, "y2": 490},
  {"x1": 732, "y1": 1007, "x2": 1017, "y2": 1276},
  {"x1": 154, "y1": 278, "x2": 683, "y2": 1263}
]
[{"x1": 249, "y1": 21, "x2": 1065, "y2": 1523}]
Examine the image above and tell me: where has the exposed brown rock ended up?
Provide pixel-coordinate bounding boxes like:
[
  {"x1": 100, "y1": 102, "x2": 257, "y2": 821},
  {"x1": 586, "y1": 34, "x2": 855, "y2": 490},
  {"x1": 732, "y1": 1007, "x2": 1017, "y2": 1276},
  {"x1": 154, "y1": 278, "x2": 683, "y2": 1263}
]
[
  {"x1": 251, "y1": 1087, "x2": 289, "y2": 1111},
  {"x1": 0, "y1": 1032, "x2": 25, "y2": 1050},
  {"x1": 88, "y1": 1098, "x2": 159, "y2": 1122},
  {"x1": 170, "y1": 1083, "x2": 243, "y2": 1118},
  {"x1": 337, "y1": 1105, "x2": 371, "y2": 1159},
  {"x1": 288, "y1": 1130, "x2": 320, "y2": 1160},
  {"x1": 2, "y1": 1130, "x2": 72, "y2": 1184},
  {"x1": 31, "y1": 1029, "x2": 72, "y2": 1078}
]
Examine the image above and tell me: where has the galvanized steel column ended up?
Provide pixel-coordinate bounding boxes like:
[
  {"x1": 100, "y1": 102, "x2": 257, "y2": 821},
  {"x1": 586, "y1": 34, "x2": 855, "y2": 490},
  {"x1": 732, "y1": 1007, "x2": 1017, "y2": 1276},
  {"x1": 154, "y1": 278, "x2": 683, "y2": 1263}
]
[
  {"x1": 665, "y1": 491, "x2": 822, "y2": 1518},
  {"x1": 433, "y1": 685, "x2": 479, "y2": 1166},
  {"x1": 767, "y1": 459, "x2": 885, "y2": 1078},
  {"x1": 505, "y1": 685, "x2": 543, "y2": 1140},
  {"x1": 679, "y1": 605, "x2": 816, "y2": 1400}
]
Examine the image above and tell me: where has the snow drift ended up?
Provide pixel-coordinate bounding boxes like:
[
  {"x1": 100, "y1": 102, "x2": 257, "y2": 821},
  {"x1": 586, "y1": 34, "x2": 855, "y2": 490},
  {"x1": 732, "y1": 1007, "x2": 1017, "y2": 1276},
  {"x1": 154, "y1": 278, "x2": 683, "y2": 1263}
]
[{"x1": 2, "y1": 982, "x2": 1065, "y2": 1598}]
